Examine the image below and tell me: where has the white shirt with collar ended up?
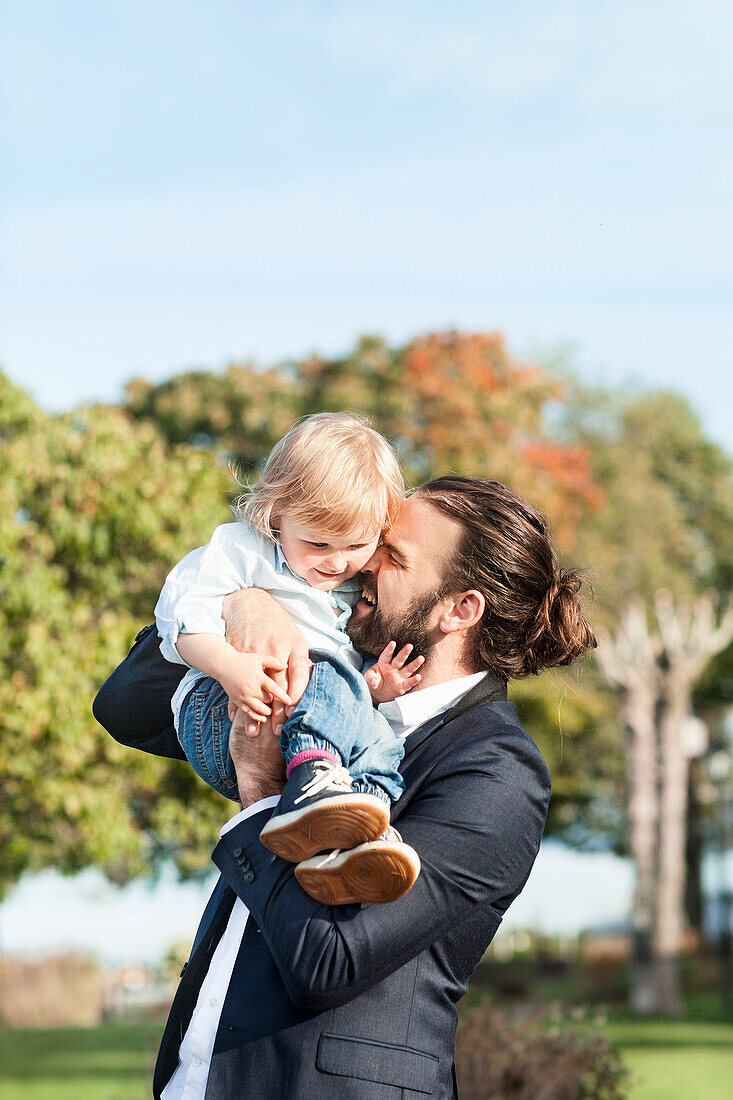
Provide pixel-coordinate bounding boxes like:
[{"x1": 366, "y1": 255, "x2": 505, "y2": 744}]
[
  {"x1": 160, "y1": 671, "x2": 487, "y2": 1100},
  {"x1": 154, "y1": 522, "x2": 362, "y2": 729},
  {"x1": 377, "y1": 672, "x2": 486, "y2": 740}
]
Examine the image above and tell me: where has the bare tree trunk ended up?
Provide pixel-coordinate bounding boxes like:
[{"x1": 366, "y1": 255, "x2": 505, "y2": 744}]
[
  {"x1": 598, "y1": 593, "x2": 733, "y2": 1018},
  {"x1": 654, "y1": 678, "x2": 690, "y2": 1015},
  {"x1": 597, "y1": 600, "x2": 661, "y2": 1014},
  {"x1": 622, "y1": 686, "x2": 659, "y2": 1014}
]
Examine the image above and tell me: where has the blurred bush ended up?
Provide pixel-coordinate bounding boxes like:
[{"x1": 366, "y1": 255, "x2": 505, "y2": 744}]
[
  {"x1": 0, "y1": 952, "x2": 103, "y2": 1027},
  {"x1": 455, "y1": 1001, "x2": 628, "y2": 1099}
]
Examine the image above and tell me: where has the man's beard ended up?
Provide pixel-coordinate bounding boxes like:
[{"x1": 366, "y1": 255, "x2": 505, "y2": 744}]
[{"x1": 347, "y1": 579, "x2": 448, "y2": 660}]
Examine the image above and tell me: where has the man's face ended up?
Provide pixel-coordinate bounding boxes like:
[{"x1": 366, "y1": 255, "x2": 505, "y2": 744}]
[{"x1": 347, "y1": 494, "x2": 462, "y2": 659}]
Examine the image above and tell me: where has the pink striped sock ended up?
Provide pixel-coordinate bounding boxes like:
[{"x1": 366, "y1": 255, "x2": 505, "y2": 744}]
[{"x1": 286, "y1": 748, "x2": 340, "y2": 779}]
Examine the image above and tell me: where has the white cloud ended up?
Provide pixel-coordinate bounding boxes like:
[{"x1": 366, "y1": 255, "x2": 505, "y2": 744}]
[
  {"x1": 281, "y1": 0, "x2": 733, "y2": 122},
  {"x1": 281, "y1": 0, "x2": 586, "y2": 97}
]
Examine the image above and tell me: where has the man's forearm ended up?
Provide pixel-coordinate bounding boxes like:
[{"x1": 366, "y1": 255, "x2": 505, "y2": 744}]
[
  {"x1": 221, "y1": 588, "x2": 311, "y2": 736},
  {"x1": 228, "y1": 707, "x2": 286, "y2": 808},
  {"x1": 222, "y1": 589, "x2": 311, "y2": 701}
]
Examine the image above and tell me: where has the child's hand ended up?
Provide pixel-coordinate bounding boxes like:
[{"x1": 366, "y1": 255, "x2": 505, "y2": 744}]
[
  {"x1": 364, "y1": 641, "x2": 424, "y2": 703},
  {"x1": 218, "y1": 651, "x2": 292, "y2": 727}
]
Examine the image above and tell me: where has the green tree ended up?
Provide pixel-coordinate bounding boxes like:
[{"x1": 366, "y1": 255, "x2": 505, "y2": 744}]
[
  {"x1": 125, "y1": 333, "x2": 603, "y2": 542},
  {"x1": 0, "y1": 372, "x2": 240, "y2": 896},
  {"x1": 125, "y1": 363, "x2": 297, "y2": 477},
  {"x1": 570, "y1": 390, "x2": 733, "y2": 609}
]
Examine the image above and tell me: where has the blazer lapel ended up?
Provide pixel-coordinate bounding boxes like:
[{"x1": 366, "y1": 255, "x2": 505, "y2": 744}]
[{"x1": 154, "y1": 878, "x2": 236, "y2": 1097}]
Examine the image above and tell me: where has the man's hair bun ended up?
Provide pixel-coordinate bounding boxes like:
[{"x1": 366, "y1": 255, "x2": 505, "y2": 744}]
[{"x1": 521, "y1": 569, "x2": 597, "y2": 677}]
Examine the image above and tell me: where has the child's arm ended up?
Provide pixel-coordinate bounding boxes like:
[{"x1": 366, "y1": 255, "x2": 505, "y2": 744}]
[
  {"x1": 155, "y1": 524, "x2": 255, "y2": 668},
  {"x1": 363, "y1": 641, "x2": 425, "y2": 704},
  {"x1": 176, "y1": 633, "x2": 292, "y2": 724}
]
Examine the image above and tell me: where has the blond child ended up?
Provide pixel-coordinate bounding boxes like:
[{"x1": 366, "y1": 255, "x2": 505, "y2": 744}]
[{"x1": 155, "y1": 414, "x2": 422, "y2": 904}]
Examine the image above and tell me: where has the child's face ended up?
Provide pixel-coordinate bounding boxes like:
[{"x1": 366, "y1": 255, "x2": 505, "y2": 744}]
[{"x1": 277, "y1": 516, "x2": 381, "y2": 591}]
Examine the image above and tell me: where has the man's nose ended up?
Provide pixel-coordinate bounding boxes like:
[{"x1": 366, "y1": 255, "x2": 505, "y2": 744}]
[{"x1": 362, "y1": 549, "x2": 380, "y2": 574}]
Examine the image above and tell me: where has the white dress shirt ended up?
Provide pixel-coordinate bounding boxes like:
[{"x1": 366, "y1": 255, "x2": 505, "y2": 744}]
[
  {"x1": 160, "y1": 796, "x2": 280, "y2": 1100},
  {"x1": 161, "y1": 671, "x2": 487, "y2": 1100},
  {"x1": 154, "y1": 522, "x2": 362, "y2": 729}
]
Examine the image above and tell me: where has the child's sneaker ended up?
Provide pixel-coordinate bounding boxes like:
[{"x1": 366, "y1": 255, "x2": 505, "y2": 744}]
[
  {"x1": 294, "y1": 826, "x2": 421, "y2": 905},
  {"x1": 259, "y1": 757, "x2": 390, "y2": 863}
]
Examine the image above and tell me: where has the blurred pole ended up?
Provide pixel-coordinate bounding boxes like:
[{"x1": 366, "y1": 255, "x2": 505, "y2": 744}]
[
  {"x1": 719, "y1": 775, "x2": 732, "y2": 1019},
  {"x1": 709, "y1": 748, "x2": 732, "y2": 1019}
]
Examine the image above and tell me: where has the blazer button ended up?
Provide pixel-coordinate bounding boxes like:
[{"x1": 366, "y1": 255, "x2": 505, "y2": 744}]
[
  {"x1": 243, "y1": 870, "x2": 254, "y2": 883},
  {"x1": 233, "y1": 846, "x2": 243, "y2": 858},
  {"x1": 180, "y1": 962, "x2": 188, "y2": 977}
]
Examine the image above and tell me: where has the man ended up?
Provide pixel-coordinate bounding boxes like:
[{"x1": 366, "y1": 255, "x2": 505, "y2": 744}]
[{"x1": 94, "y1": 476, "x2": 596, "y2": 1098}]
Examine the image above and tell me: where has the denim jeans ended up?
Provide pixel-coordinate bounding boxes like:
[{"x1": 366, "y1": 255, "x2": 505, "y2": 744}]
[
  {"x1": 177, "y1": 652, "x2": 405, "y2": 804},
  {"x1": 280, "y1": 651, "x2": 405, "y2": 803},
  {"x1": 178, "y1": 677, "x2": 240, "y2": 801}
]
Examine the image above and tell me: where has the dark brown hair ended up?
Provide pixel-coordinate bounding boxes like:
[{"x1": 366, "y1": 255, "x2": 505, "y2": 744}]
[{"x1": 417, "y1": 476, "x2": 597, "y2": 679}]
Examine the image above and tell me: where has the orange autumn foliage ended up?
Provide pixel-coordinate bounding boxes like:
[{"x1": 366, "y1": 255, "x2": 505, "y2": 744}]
[{"x1": 396, "y1": 331, "x2": 603, "y2": 547}]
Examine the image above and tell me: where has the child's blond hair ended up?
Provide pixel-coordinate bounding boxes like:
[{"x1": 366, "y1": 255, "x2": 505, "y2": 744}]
[{"x1": 236, "y1": 413, "x2": 404, "y2": 540}]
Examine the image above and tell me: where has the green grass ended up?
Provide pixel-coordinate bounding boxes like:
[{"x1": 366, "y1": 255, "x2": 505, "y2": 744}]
[
  {"x1": 0, "y1": 1022, "x2": 160, "y2": 1100},
  {"x1": 1, "y1": 1015, "x2": 732, "y2": 1099},
  {"x1": 606, "y1": 1019, "x2": 733, "y2": 1100}
]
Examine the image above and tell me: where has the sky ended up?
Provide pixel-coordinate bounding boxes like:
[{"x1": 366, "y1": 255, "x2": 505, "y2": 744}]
[
  {"x1": 2, "y1": 0, "x2": 732, "y2": 451},
  {"x1": 2, "y1": 1, "x2": 733, "y2": 964}
]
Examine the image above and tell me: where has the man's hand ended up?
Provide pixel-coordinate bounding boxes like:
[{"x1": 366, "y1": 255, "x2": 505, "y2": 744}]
[
  {"x1": 364, "y1": 642, "x2": 424, "y2": 703},
  {"x1": 229, "y1": 708, "x2": 286, "y2": 808},
  {"x1": 222, "y1": 589, "x2": 311, "y2": 735}
]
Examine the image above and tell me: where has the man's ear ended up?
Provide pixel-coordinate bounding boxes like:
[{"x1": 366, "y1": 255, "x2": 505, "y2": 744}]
[{"x1": 437, "y1": 590, "x2": 485, "y2": 635}]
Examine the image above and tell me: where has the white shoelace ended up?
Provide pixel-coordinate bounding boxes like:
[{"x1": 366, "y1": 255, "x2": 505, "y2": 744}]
[{"x1": 293, "y1": 760, "x2": 354, "y2": 805}]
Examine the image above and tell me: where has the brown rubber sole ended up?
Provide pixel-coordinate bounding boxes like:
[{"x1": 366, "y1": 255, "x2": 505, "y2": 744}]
[
  {"x1": 258, "y1": 794, "x2": 390, "y2": 863},
  {"x1": 295, "y1": 841, "x2": 421, "y2": 905}
]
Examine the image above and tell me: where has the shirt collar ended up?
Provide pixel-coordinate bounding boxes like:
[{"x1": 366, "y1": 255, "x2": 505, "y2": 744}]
[
  {"x1": 273, "y1": 539, "x2": 289, "y2": 575},
  {"x1": 378, "y1": 672, "x2": 488, "y2": 739}
]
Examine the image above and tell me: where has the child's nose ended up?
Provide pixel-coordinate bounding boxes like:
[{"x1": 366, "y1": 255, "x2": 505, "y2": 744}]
[{"x1": 325, "y1": 553, "x2": 346, "y2": 571}]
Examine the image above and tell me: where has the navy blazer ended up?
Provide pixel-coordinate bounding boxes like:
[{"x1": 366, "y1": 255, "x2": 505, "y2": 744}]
[{"x1": 94, "y1": 627, "x2": 551, "y2": 1098}]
